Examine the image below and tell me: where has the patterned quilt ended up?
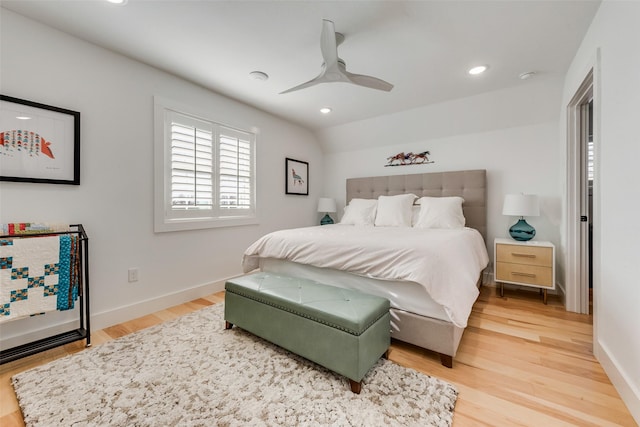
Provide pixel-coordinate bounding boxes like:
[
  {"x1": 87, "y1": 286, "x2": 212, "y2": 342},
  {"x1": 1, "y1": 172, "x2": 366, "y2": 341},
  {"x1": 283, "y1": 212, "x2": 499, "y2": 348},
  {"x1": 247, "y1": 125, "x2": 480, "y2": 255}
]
[{"x1": 0, "y1": 234, "x2": 80, "y2": 323}]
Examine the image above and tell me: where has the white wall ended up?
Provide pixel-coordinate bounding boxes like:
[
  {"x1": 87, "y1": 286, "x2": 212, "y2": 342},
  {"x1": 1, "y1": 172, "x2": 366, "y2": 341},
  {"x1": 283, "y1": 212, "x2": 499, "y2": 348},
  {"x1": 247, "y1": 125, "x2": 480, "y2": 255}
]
[
  {"x1": 561, "y1": 1, "x2": 640, "y2": 421},
  {"x1": 0, "y1": 9, "x2": 322, "y2": 344},
  {"x1": 318, "y1": 76, "x2": 563, "y2": 154},
  {"x1": 320, "y1": 79, "x2": 564, "y2": 275}
]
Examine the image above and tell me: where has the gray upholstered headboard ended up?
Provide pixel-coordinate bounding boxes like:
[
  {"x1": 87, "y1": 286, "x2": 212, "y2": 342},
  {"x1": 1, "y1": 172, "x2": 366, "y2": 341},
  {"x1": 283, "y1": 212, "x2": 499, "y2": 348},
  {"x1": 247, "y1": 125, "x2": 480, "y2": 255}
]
[{"x1": 346, "y1": 169, "x2": 487, "y2": 240}]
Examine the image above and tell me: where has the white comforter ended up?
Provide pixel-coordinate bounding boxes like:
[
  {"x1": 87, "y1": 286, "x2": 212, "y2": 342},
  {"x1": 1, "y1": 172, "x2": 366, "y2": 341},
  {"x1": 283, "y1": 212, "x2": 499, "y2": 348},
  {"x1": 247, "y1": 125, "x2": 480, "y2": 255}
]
[{"x1": 242, "y1": 225, "x2": 489, "y2": 328}]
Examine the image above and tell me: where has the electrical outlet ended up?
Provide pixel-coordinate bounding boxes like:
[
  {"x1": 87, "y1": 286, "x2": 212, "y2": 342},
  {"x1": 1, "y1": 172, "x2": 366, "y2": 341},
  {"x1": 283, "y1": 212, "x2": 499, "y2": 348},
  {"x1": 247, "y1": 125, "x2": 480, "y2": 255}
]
[{"x1": 128, "y1": 268, "x2": 139, "y2": 283}]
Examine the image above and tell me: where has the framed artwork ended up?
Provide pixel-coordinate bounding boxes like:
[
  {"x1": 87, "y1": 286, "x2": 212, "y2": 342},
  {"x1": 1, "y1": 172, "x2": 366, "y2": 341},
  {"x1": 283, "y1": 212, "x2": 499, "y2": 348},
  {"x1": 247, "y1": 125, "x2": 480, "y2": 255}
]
[
  {"x1": 0, "y1": 95, "x2": 80, "y2": 185},
  {"x1": 285, "y1": 157, "x2": 308, "y2": 195}
]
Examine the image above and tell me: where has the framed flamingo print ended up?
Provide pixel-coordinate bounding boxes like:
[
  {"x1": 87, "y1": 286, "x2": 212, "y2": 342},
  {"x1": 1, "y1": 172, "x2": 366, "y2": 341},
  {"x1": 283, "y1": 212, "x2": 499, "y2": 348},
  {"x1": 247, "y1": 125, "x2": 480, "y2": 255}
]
[
  {"x1": 285, "y1": 157, "x2": 308, "y2": 195},
  {"x1": 0, "y1": 95, "x2": 80, "y2": 185}
]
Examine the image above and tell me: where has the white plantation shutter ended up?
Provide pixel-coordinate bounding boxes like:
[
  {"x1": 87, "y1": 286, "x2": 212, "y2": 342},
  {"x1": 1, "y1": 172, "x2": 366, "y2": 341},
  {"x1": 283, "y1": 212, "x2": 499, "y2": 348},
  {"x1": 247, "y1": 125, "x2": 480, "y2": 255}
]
[
  {"x1": 587, "y1": 140, "x2": 594, "y2": 181},
  {"x1": 155, "y1": 98, "x2": 257, "y2": 232},
  {"x1": 219, "y1": 127, "x2": 253, "y2": 211},
  {"x1": 170, "y1": 113, "x2": 213, "y2": 211}
]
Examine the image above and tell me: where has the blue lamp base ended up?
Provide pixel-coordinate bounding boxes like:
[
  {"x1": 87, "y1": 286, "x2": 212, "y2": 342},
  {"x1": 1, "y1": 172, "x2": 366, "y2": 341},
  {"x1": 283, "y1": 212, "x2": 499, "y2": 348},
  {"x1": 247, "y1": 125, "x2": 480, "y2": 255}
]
[
  {"x1": 509, "y1": 218, "x2": 536, "y2": 241},
  {"x1": 320, "y1": 213, "x2": 334, "y2": 225}
]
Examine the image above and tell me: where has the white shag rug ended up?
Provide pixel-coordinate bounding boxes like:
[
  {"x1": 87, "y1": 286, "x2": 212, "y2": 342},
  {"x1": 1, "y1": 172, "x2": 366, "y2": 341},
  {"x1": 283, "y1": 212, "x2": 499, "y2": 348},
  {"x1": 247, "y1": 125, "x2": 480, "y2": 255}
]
[{"x1": 12, "y1": 304, "x2": 457, "y2": 426}]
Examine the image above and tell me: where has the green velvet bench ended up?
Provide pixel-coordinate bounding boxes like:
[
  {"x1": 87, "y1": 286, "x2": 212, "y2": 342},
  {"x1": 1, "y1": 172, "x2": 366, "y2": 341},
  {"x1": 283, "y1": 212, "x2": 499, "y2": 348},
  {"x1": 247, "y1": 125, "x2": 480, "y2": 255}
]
[{"x1": 224, "y1": 272, "x2": 390, "y2": 394}]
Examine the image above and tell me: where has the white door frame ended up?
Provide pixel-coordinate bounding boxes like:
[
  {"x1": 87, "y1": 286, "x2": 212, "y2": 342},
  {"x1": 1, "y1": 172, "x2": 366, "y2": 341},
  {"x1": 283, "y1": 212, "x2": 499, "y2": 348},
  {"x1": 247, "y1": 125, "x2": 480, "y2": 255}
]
[{"x1": 565, "y1": 69, "x2": 593, "y2": 315}]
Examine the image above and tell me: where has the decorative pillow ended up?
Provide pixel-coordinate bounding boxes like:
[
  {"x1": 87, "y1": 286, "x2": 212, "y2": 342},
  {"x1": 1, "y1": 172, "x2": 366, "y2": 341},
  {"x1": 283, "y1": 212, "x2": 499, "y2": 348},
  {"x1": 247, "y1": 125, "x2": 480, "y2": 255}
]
[
  {"x1": 414, "y1": 196, "x2": 466, "y2": 229},
  {"x1": 339, "y1": 199, "x2": 378, "y2": 226},
  {"x1": 374, "y1": 194, "x2": 417, "y2": 227}
]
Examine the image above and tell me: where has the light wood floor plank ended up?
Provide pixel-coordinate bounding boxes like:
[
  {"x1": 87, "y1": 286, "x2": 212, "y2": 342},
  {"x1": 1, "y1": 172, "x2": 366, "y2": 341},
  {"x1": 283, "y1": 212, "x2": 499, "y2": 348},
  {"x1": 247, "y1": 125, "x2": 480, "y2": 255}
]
[{"x1": 0, "y1": 287, "x2": 636, "y2": 426}]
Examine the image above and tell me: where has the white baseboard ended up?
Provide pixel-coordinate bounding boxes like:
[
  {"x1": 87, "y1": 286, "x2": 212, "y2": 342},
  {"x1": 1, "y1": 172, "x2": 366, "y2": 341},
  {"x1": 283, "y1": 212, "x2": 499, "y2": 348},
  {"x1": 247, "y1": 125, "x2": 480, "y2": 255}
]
[
  {"x1": 91, "y1": 278, "x2": 228, "y2": 331},
  {"x1": 554, "y1": 280, "x2": 567, "y2": 306},
  {"x1": 1, "y1": 314, "x2": 82, "y2": 350},
  {"x1": 483, "y1": 271, "x2": 493, "y2": 285},
  {"x1": 1, "y1": 276, "x2": 230, "y2": 351},
  {"x1": 483, "y1": 272, "x2": 562, "y2": 297},
  {"x1": 595, "y1": 340, "x2": 640, "y2": 424}
]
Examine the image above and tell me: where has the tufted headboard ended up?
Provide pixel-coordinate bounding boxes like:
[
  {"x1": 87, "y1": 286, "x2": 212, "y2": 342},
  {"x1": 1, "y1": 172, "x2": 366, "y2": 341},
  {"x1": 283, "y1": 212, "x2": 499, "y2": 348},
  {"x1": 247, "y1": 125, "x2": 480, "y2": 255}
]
[{"x1": 346, "y1": 169, "x2": 487, "y2": 240}]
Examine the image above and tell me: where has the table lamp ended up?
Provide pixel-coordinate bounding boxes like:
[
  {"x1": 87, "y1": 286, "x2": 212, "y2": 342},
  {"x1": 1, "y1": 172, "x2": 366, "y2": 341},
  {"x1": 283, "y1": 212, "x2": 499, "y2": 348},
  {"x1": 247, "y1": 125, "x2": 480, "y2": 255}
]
[
  {"x1": 317, "y1": 198, "x2": 337, "y2": 225},
  {"x1": 502, "y1": 194, "x2": 539, "y2": 241}
]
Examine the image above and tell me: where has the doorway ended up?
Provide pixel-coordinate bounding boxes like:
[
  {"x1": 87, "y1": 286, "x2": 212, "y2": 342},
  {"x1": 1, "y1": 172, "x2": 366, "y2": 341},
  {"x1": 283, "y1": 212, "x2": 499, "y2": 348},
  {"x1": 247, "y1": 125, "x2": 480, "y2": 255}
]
[
  {"x1": 583, "y1": 99, "x2": 594, "y2": 313},
  {"x1": 586, "y1": 100, "x2": 594, "y2": 313},
  {"x1": 566, "y1": 69, "x2": 594, "y2": 315}
]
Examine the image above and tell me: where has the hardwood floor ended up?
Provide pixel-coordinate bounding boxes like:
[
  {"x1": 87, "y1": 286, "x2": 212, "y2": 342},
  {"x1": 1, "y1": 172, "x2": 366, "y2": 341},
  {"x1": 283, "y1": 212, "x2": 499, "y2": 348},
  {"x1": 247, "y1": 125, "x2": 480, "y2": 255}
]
[{"x1": 1, "y1": 287, "x2": 636, "y2": 426}]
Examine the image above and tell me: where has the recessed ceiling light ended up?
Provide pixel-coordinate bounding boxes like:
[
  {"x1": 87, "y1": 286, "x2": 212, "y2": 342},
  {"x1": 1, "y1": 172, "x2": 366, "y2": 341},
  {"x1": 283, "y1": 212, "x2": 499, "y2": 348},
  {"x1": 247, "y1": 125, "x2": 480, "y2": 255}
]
[
  {"x1": 519, "y1": 71, "x2": 536, "y2": 80},
  {"x1": 468, "y1": 65, "x2": 488, "y2": 75},
  {"x1": 249, "y1": 71, "x2": 269, "y2": 81},
  {"x1": 106, "y1": 0, "x2": 128, "y2": 4},
  {"x1": 16, "y1": 115, "x2": 32, "y2": 120},
  {"x1": 320, "y1": 107, "x2": 332, "y2": 114}
]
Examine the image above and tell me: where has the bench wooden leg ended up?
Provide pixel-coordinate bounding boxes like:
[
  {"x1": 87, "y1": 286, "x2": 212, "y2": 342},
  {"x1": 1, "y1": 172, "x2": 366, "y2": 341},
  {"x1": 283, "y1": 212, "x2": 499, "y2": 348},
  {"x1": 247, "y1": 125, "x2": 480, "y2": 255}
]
[
  {"x1": 224, "y1": 321, "x2": 233, "y2": 330},
  {"x1": 440, "y1": 353, "x2": 453, "y2": 368},
  {"x1": 349, "y1": 379, "x2": 362, "y2": 394}
]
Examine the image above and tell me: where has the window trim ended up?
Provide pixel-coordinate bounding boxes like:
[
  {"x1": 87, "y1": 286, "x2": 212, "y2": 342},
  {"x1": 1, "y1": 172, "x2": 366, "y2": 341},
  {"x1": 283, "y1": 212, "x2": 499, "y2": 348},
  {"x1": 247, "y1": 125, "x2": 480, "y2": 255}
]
[{"x1": 153, "y1": 96, "x2": 258, "y2": 232}]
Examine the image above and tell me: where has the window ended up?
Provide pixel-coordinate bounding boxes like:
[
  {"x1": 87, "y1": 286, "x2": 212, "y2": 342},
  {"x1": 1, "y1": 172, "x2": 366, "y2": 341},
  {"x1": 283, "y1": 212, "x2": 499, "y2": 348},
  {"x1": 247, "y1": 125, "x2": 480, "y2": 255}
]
[
  {"x1": 587, "y1": 100, "x2": 594, "y2": 182},
  {"x1": 587, "y1": 139, "x2": 594, "y2": 182},
  {"x1": 154, "y1": 97, "x2": 257, "y2": 232}
]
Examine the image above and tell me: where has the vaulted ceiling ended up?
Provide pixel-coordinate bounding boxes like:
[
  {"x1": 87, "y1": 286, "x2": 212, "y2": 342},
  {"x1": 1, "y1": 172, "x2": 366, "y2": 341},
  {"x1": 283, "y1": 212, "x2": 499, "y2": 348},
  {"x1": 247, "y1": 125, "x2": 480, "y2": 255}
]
[{"x1": 2, "y1": 1, "x2": 600, "y2": 131}]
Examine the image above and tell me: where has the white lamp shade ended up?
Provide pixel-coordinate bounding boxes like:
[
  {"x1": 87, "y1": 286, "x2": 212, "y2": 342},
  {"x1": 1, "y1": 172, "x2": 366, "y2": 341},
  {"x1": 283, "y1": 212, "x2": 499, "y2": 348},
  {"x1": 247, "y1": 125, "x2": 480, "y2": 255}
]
[
  {"x1": 317, "y1": 198, "x2": 337, "y2": 213},
  {"x1": 502, "y1": 194, "x2": 540, "y2": 217}
]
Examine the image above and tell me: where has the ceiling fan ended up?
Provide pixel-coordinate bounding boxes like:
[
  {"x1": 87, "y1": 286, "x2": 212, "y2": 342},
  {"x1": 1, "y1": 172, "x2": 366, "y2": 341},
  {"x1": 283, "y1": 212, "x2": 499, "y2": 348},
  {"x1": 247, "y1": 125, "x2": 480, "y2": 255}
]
[{"x1": 280, "y1": 19, "x2": 394, "y2": 94}]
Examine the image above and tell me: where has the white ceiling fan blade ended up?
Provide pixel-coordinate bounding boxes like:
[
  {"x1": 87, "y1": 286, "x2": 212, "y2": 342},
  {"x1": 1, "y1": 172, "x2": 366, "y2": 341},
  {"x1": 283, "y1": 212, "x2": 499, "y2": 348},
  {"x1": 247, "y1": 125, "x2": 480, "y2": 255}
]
[
  {"x1": 279, "y1": 66, "x2": 331, "y2": 94},
  {"x1": 279, "y1": 78, "x2": 322, "y2": 94},
  {"x1": 281, "y1": 20, "x2": 338, "y2": 94},
  {"x1": 320, "y1": 19, "x2": 339, "y2": 70},
  {"x1": 344, "y1": 71, "x2": 394, "y2": 92},
  {"x1": 281, "y1": 18, "x2": 393, "y2": 94}
]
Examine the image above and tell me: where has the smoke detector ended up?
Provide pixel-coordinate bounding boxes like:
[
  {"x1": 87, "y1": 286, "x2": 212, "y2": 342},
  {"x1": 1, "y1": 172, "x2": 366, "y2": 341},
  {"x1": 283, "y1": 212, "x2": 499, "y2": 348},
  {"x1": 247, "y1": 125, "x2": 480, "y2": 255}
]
[{"x1": 519, "y1": 72, "x2": 536, "y2": 80}]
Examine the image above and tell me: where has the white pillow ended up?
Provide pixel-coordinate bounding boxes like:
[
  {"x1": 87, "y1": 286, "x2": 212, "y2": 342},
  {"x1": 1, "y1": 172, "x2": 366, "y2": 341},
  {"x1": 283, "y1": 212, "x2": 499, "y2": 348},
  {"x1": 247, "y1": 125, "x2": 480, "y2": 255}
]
[
  {"x1": 374, "y1": 194, "x2": 417, "y2": 227},
  {"x1": 411, "y1": 205, "x2": 421, "y2": 227},
  {"x1": 414, "y1": 196, "x2": 466, "y2": 229},
  {"x1": 339, "y1": 199, "x2": 378, "y2": 226}
]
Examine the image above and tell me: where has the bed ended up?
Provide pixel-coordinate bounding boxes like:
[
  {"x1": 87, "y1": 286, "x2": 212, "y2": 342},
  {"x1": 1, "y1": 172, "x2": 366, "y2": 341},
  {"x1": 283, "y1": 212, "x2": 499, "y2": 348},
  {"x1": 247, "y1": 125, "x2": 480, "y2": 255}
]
[{"x1": 242, "y1": 169, "x2": 489, "y2": 367}]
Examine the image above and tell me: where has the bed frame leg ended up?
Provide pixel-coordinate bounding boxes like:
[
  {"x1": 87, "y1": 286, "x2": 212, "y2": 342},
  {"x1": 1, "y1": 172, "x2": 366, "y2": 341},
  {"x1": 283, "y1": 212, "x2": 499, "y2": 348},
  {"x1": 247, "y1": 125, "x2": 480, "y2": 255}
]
[
  {"x1": 440, "y1": 354, "x2": 453, "y2": 368},
  {"x1": 349, "y1": 379, "x2": 362, "y2": 394},
  {"x1": 224, "y1": 321, "x2": 233, "y2": 330}
]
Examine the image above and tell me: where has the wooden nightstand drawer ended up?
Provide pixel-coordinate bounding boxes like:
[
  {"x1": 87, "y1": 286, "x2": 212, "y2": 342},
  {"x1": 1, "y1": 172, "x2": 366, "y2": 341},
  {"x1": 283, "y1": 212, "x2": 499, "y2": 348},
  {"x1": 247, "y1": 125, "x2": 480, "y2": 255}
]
[
  {"x1": 496, "y1": 262, "x2": 553, "y2": 287},
  {"x1": 496, "y1": 244, "x2": 552, "y2": 267},
  {"x1": 494, "y1": 238, "x2": 556, "y2": 304}
]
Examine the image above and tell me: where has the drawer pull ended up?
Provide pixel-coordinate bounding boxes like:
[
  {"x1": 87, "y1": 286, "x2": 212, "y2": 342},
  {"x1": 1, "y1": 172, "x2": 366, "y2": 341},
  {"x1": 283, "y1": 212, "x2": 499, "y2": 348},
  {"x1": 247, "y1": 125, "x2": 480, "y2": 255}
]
[
  {"x1": 512, "y1": 272, "x2": 536, "y2": 278},
  {"x1": 511, "y1": 252, "x2": 536, "y2": 258}
]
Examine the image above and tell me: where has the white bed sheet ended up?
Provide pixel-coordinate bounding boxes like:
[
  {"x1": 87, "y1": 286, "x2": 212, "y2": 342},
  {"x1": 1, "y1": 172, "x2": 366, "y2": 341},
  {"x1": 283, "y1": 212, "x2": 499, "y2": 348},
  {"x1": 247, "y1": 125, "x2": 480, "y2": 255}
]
[
  {"x1": 242, "y1": 225, "x2": 489, "y2": 328},
  {"x1": 259, "y1": 258, "x2": 450, "y2": 322}
]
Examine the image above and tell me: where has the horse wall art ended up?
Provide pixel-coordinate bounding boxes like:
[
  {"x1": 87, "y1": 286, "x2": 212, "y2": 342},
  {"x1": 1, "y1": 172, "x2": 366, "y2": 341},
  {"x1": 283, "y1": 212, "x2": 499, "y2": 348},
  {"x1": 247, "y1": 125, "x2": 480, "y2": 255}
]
[{"x1": 385, "y1": 151, "x2": 434, "y2": 167}]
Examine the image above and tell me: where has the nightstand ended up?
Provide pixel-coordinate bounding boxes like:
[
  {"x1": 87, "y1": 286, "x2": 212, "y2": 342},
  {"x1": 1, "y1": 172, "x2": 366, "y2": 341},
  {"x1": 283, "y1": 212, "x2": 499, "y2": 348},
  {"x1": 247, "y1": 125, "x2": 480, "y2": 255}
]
[{"x1": 494, "y1": 238, "x2": 555, "y2": 304}]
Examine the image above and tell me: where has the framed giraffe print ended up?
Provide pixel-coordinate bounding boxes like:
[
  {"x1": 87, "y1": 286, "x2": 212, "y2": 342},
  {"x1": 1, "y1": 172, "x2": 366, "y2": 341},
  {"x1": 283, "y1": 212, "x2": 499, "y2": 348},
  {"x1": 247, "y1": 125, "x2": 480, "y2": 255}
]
[
  {"x1": 0, "y1": 95, "x2": 80, "y2": 185},
  {"x1": 285, "y1": 157, "x2": 308, "y2": 195}
]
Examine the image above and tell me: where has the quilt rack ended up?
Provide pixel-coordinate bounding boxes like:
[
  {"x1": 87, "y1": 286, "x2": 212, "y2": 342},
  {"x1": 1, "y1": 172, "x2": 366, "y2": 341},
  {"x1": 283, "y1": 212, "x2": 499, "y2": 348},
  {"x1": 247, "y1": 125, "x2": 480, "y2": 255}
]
[{"x1": 0, "y1": 224, "x2": 90, "y2": 365}]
